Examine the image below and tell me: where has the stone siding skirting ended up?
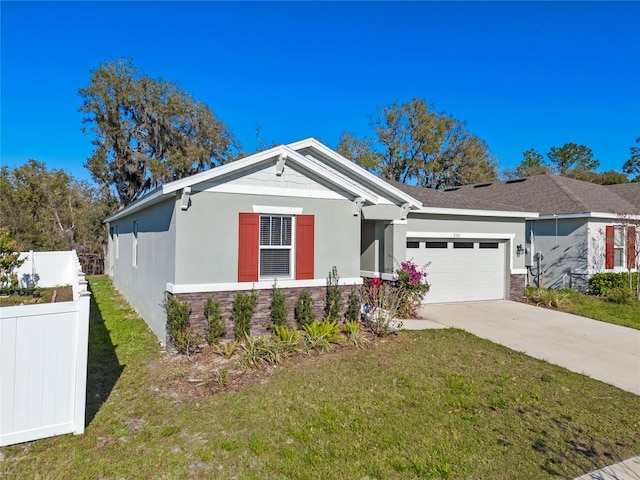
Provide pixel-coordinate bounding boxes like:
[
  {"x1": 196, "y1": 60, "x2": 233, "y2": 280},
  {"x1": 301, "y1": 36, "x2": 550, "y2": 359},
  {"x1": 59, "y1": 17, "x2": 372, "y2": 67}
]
[
  {"x1": 509, "y1": 273, "x2": 526, "y2": 300},
  {"x1": 173, "y1": 285, "x2": 354, "y2": 345}
]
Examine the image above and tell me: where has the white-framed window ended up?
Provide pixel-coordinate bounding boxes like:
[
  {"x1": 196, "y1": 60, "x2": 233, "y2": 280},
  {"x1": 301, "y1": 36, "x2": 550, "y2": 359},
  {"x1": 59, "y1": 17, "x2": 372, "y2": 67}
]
[
  {"x1": 115, "y1": 225, "x2": 119, "y2": 260},
  {"x1": 259, "y1": 215, "x2": 294, "y2": 279},
  {"x1": 614, "y1": 226, "x2": 625, "y2": 268},
  {"x1": 132, "y1": 221, "x2": 138, "y2": 267}
]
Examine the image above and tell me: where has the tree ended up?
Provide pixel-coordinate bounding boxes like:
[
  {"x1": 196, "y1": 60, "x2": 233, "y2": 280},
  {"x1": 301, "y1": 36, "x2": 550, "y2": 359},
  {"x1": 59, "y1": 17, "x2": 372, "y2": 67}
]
[
  {"x1": 79, "y1": 58, "x2": 238, "y2": 207},
  {"x1": 622, "y1": 137, "x2": 640, "y2": 182},
  {"x1": 506, "y1": 148, "x2": 552, "y2": 178},
  {"x1": 0, "y1": 228, "x2": 25, "y2": 291},
  {"x1": 547, "y1": 142, "x2": 599, "y2": 176},
  {"x1": 337, "y1": 98, "x2": 497, "y2": 188},
  {"x1": 567, "y1": 169, "x2": 628, "y2": 185},
  {"x1": 0, "y1": 160, "x2": 113, "y2": 270}
]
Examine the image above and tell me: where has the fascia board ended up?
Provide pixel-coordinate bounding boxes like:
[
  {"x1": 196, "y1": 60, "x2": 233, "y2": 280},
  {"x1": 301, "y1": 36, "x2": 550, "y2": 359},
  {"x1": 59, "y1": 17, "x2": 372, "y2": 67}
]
[
  {"x1": 103, "y1": 188, "x2": 165, "y2": 223},
  {"x1": 279, "y1": 146, "x2": 378, "y2": 204},
  {"x1": 535, "y1": 212, "x2": 640, "y2": 221},
  {"x1": 106, "y1": 143, "x2": 379, "y2": 222},
  {"x1": 287, "y1": 137, "x2": 423, "y2": 209},
  {"x1": 162, "y1": 145, "x2": 285, "y2": 195},
  {"x1": 414, "y1": 206, "x2": 539, "y2": 219}
]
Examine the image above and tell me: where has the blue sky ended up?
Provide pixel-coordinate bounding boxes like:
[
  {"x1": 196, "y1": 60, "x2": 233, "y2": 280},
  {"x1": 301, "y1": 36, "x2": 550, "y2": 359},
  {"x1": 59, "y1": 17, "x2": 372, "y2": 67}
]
[{"x1": 2, "y1": 1, "x2": 639, "y2": 183}]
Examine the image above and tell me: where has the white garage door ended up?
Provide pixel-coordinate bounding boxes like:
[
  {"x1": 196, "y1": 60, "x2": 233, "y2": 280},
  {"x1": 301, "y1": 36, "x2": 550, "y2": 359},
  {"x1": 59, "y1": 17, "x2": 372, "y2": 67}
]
[{"x1": 407, "y1": 239, "x2": 506, "y2": 303}]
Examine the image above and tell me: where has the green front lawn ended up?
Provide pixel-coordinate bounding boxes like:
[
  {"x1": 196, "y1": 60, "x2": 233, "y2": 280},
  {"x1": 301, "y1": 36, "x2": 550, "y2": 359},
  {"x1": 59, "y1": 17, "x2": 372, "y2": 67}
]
[
  {"x1": 2, "y1": 276, "x2": 639, "y2": 479},
  {"x1": 527, "y1": 287, "x2": 640, "y2": 330},
  {"x1": 561, "y1": 290, "x2": 640, "y2": 330}
]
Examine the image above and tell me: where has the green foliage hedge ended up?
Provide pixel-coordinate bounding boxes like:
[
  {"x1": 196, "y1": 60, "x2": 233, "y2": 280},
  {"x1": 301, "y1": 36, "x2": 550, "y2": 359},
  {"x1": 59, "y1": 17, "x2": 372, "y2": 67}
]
[{"x1": 589, "y1": 272, "x2": 638, "y2": 297}]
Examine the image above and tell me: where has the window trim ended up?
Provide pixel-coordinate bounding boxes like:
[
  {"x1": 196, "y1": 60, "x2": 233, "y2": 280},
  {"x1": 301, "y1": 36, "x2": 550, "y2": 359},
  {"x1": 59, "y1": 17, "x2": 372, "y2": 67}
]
[
  {"x1": 258, "y1": 214, "x2": 295, "y2": 280},
  {"x1": 613, "y1": 226, "x2": 625, "y2": 268}
]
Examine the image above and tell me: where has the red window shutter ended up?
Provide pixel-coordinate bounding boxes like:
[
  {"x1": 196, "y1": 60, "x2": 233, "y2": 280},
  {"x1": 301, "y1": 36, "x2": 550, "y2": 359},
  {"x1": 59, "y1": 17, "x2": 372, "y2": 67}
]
[
  {"x1": 627, "y1": 226, "x2": 636, "y2": 269},
  {"x1": 238, "y1": 213, "x2": 259, "y2": 282},
  {"x1": 605, "y1": 225, "x2": 614, "y2": 269},
  {"x1": 296, "y1": 215, "x2": 314, "y2": 280}
]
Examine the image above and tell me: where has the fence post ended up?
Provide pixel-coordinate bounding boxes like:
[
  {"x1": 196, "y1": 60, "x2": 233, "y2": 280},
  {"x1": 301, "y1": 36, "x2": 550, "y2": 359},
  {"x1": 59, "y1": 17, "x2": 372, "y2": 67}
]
[{"x1": 72, "y1": 279, "x2": 91, "y2": 435}]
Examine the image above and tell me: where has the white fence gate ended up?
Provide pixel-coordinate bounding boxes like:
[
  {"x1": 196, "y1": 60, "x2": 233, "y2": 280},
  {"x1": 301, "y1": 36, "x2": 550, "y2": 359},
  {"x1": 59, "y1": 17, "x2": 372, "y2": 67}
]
[{"x1": 0, "y1": 251, "x2": 91, "y2": 447}]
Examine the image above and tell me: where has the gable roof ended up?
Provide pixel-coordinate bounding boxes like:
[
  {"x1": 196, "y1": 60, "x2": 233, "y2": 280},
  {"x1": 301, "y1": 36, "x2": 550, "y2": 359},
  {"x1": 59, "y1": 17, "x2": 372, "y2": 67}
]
[
  {"x1": 607, "y1": 182, "x2": 640, "y2": 209},
  {"x1": 105, "y1": 139, "x2": 421, "y2": 223},
  {"x1": 443, "y1": 174, "x2": 639, "y2": 217},
  {"x1": 389, "y1": 180, "x2": 538, "y2": 218},
  {"x1": 287, "y1": 137, "x2": 422, "y2": 209}
]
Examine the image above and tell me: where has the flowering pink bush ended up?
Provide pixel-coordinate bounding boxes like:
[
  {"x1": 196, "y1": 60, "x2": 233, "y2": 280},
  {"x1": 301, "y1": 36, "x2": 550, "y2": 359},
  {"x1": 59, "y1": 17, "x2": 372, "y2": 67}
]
[
  {"x1": 400, "y1": 261, "x2": 428, "y2": 285},
  {"x1": 396, "y1": 260, "x2": 430, "y2": 318}
]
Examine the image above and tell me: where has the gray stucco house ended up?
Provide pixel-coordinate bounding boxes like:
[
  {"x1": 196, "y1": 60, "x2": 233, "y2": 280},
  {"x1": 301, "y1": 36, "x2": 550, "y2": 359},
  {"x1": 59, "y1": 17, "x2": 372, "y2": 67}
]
[
  {"x1": 444, "y1": 175, "x2": 639, "y2": 291},
  {"x1": 105, "y1": 139, "x2": 535, "y2": 344}
]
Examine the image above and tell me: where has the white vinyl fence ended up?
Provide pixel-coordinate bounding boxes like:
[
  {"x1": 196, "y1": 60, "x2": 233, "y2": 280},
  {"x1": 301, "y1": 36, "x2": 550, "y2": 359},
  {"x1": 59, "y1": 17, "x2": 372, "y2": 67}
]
[{"x1": 0, "y1": 251, "x2": 91, "y2": 447}]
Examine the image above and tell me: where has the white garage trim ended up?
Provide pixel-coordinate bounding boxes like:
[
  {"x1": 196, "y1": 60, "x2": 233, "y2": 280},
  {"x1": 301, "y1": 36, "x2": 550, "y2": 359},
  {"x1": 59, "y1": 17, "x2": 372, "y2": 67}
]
[
  {"x1": 406, "y1": 237, "x2": 507, "y2": 303},
  {"x1": 407, "y1": 231, "x2": 516, "y2": 271}
]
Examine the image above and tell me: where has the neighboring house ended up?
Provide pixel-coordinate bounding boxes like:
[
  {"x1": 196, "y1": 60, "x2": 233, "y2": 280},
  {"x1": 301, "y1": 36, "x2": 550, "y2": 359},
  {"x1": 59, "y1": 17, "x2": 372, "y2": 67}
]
[
  {"x1": 443, "y1": 174, "x2": 639, "y2": 291},
  {"x1": 105, "y1": 139, "x2": 534, "y2": 345}
]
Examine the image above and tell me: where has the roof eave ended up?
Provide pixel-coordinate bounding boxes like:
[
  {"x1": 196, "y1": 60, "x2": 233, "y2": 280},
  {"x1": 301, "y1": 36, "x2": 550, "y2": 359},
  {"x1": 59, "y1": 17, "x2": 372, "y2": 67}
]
[
  {"x1": 414, "y1": 207, "x2": 539, "y2": 218},
  {"x1": 287, "y1": 137, "x2": 423, "y2": 209}
]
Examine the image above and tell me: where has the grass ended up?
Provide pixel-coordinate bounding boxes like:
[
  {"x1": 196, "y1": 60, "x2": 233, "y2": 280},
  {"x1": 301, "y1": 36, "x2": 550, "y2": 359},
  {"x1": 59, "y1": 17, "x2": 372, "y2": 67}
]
[
  {"x1": 0, "y1": 285, "x2": 73, "y2": 306},
  {"x1": 1, "y1": 276, "x2": 639, "y2": 479},
  {"x1": 526, "y1": 287, "x2": 640, "y2": 330},
  {"x1": 561, "y1": 291, "x2": 640, "y2": 330}
]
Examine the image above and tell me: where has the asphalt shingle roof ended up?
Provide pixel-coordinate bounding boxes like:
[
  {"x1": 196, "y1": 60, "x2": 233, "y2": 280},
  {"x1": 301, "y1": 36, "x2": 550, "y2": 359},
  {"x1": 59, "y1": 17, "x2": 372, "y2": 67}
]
[
  {"x1": 606, "y1": 182, "x2": 640, "y2": 210},
  {"x1": 388, "y1": 180, "x2": 534, "y2": 213},
  {"x1": 439, "y1": 174, "x2": 639, "y2": 216}
]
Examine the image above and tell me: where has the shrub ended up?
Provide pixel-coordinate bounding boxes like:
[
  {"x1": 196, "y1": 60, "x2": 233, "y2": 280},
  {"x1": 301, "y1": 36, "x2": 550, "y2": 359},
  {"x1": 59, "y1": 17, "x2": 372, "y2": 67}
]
[
  {"x1": 270, "y1": 283, "x2": 289, "y2": 328},
  {"x1": 606, "y1": 287, "x2": 635, "y2": 305},
  {"x1": 589, "y1": 272, "x2": 638, "y2": 297},
  {"x1": 163, "y1": 293, "x2": 200, "y2": 354},
  {"x1": 525, "y1": 287, "x2": 571, "y2": 308},
  {"x1": 302, "y1": 319, "x2": 342, "y2": 351},
  {"x1": 361, "y1": 281, "x2": 405, "y2": 336},
  {"x1": 344, "y1": 320, "x2": 360, "y2": 335},
  {"x1": 237, "y1": 335, "x2": 286, "y2": 368},
  {"x1": 344, "y1": 320, "x2": 367, "y2": 348},
  {"x1": 232, "y1": 290, "x2": 258, "y2": 340},
  {"x1": 295, "y1": 290, "x2": 316, "y2": 327},
  {"x1": 396, "y1": 260, "x2": 430, "y2": 318},
  {"x1": 324, "y1": 266, "x2": 343, "y2": 322},
  {"x1": 272, "y1": 325, "x2": 303, "y2": 355},
  {"x1": 0, "y1": 228, "x2": 25, "y2": 293},
  {"x1": 345, "y1": 287, "x2": 361, "y2": 323},
  {"x1": 273, "y1": 325, "x2": 300, "y2": 343},
  {"x1": 204, "y1": 296, "x2": 226, "y2": 345},
  {"x1": 212, "y1": 340, "x2": 238, "y2": 358}
]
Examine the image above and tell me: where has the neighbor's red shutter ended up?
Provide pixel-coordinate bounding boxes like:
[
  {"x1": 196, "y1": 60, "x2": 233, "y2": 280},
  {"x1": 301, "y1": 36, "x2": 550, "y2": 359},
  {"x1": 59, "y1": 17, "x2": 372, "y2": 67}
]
[
  {"x1": 296, "y1": 215, "x2": 314, "y2": 280},
  {"x1": 238, "y1": 213, "x2": 259, "y2": 282},
  {"x1": 627, "y1": 226, "x2": 636, "y2": 269},
  {"x1": 605, "y1": 225, "x2": 614, "y2": 269}
]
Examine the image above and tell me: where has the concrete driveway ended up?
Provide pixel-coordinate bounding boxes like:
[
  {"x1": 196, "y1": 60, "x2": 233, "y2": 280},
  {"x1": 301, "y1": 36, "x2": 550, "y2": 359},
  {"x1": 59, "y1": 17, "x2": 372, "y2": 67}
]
[{"x1": 413, "y1": 300, "x2": 640, "y2": 395}]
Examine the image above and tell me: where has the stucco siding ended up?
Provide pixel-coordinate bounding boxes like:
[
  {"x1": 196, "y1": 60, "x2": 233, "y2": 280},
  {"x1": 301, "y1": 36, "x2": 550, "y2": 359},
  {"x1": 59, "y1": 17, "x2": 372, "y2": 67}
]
[
  {"x1": 196, "y1": 161, "x2": 352, "y2": 199},
  {"x1": 174, "y1": 191, "x2": 360, "y2": 285},
  {"x1": 361, "y1": 204, "x2": 403, "y2": 221},
  {"x1": 108, "y1": 197, "x2": 177, "y2": 342},
  {"x1": 529, "y1": 218, "x2": 588, "y2": 289}
]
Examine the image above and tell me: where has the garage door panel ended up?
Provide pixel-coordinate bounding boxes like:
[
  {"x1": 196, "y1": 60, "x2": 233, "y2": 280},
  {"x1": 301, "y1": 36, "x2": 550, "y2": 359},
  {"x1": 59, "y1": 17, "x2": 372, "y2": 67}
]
[{"x1": 409, "y1": 239, "x2": 505, "y2": 304}]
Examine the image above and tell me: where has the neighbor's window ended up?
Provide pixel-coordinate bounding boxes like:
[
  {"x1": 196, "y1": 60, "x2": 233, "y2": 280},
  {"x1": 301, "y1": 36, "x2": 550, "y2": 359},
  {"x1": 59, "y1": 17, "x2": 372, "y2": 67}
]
[
  {"x1": 132, "y1": 221, "x2": 138, "y2": 267},
  {"x1": 259, "y1": 215, "x2": 293, "y2": 278},
  {"x1": 614, "y1": 226, "x2": 625, "y2": 268}
]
